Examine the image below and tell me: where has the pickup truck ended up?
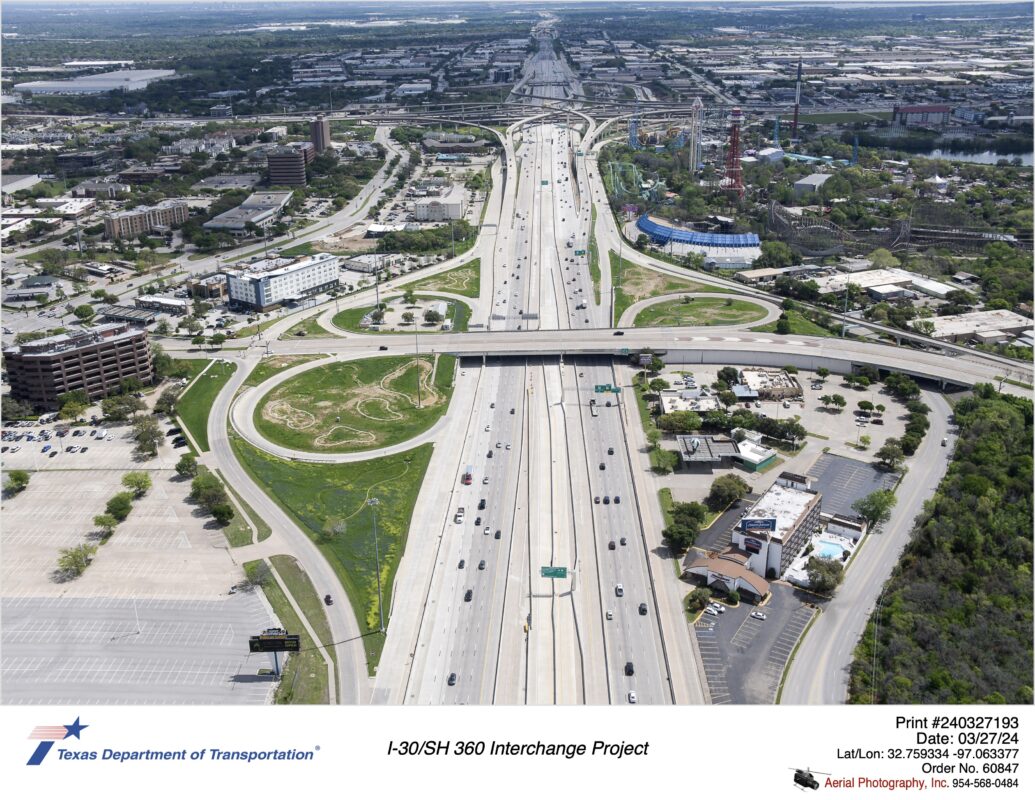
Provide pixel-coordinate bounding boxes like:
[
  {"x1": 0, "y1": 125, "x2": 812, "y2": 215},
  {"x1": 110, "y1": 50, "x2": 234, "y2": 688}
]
[{"x1": 454, "y1": 507, "x2": 465, "y2": 524}]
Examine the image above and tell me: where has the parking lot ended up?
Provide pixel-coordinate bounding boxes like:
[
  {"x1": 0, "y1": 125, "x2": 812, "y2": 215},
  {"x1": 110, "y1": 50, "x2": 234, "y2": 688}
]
[
  {"x1": 2, "y1": 421, "x2": 187, "y2": 472},
  {"x1": 807, "y1": 452, "x2": 900, "y2": 517},
  {"x1": 695, "y1": 584, "x2": 817, "y2": 704}
]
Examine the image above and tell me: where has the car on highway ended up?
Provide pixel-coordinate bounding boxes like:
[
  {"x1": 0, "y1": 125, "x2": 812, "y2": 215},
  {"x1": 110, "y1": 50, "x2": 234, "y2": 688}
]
[
  {"x1": 594, "y1": 496, "x2": 600, "y2": 504},
  {"x1": 448, "y1": 672, "x2": 457, "y2": 686},
  {"x1": 750, "y1": 611, "x2": 767, "y2": 620},
  {"x1": 613, "y1": 331, "x2": 624, "y2": 336},
  {"x1": 458, "y1": 559, "x2": 465, "y2": 569},
  {"x1": 639, "y1": 603, "x2": 648, "y2": 616},
  {"x1": 478, "y1": 560, "x2": 486, "y2": 570},
  {"x1": 613, "y1": 496, "x2": 621, "y2": 504},
  {"x1": 487, "y1": 450, "x2": 493, "y2": 458},
  {"x1": 496, "y1": 441, "x2": 502, "y2": 448},
  {"x1": 464, "y1": 589, "x2": 473, "y2": 602},
  {"x1": 607, "y1": 447, "x2": 614, "y2": 455},
  {"x1": 379, "y1": 345, "x2": 388, "y2": 351},
  {"x1": 608, "y1": 540, "x2": 616, "y2": 550},
  {"x1": 606, "y1": 610, "x2": 613, "y2": 620},
  {"x1": 603, "y1": 496, "x2": 610, "y2": 505},
  {"x1": 482, "y1": 476, "x2": 489, "y2": 484},
  {"x1": 324, "y1": 595, "x2": 333, "y2": 606},
  {"x1": 620, "y1": 537, "x2": 627, "y2": 546},
  {"x1": 599, "y1": 462, "x2": 605, "y2": 470},
  {"x1": 628, "y1": 691, "x2": 637, "y2": 704},
  {"x1": 494, "y1": 529, "x2": 501, "y2": 539},
  {"x1": 483, "y1": 526, "x2": 490, "y2": 536},
  {"x1": 484, "y1": 425, "x2": 490, "y2": 432},
  {"x1": 478, "y1": 498, "x2": 486, "y2": 510},
  {"x1": 624, "y1": 661, "x2": 634, "y2": 676},
  {"x1": 615, "y1": 584, "x2": 624, "y2": 597}
]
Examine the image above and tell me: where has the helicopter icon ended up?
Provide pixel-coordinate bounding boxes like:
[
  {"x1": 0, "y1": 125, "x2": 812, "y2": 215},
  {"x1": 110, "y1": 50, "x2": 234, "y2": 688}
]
[{"x1": 791, "y1": 767, "x2": 830, "y2": 790}]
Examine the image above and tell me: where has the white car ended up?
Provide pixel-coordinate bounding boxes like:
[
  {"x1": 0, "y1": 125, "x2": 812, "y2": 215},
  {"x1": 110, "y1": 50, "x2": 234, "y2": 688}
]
[
  {"x1": 615, "y1": 584, "x2": 624, "y2": 597},
  {"x1": 627, "y1": 691, "x2": 637, "y2": 704},
  {"x1": 710, "y1": 603, "x2": 725, "y2": 614},
  {"x1": 703, "y1": 607, "x2": 719, "y2": 616},
  {"x1": 482, "y1": 476, "x2": 489, "y2": 484},
  {"x1": 484, "y1": 425, "x2": 490, "y2": 432},
  {"x1": 606, "y1": 610, "x2": 613, "y2": 620},
  {"x1": 750, "y1": 611, "x2": 767, "y2": 620}
]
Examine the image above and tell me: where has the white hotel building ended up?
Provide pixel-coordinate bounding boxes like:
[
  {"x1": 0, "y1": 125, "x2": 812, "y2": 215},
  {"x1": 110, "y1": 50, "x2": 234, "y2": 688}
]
[{"x1": 224, "y1": 252, "x2": 341, "y2": 312}]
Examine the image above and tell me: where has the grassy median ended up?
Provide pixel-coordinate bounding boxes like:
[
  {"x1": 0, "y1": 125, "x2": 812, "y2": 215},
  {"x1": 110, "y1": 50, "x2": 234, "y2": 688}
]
[
  {"x1": 177, "y1": 360, "x2": 237, "y2": 452},
  {"x1": 404, "y1": 259, "x2": 480, "y2": 298},
  {"x1": 633, "y1": 297, "x2": 768, "y2": 327},
  {"x1": 232, "y1": 436, "x2": 434, "y2": 673},
  {"x1": 242, "y1": 355, "x2": 327, "y2": 389}
]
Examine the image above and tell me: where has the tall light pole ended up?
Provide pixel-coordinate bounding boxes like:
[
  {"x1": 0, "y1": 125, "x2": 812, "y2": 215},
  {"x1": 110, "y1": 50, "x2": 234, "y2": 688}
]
[
  {"x1": 368, "y1": 497, "x2": 384, "y2": 634},
  {"x1": 414, "y1": 317, "x2": 422, "y2": 408}
]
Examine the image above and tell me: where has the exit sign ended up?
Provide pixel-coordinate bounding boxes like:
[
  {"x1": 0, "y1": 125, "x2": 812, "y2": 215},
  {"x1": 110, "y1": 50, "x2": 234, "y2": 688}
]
[{"x1": 541, "y1": 566, "x2": 568, "y2": 579}]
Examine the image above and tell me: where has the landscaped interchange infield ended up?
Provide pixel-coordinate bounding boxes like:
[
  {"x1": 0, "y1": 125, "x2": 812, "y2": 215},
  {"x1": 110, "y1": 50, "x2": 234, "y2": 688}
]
[
  {"x1": 633, "y1": 296, "x2": 769, "y2": 327},
  {"x1": 254, "y1": 354, "x2": 456, "y2": 453}
]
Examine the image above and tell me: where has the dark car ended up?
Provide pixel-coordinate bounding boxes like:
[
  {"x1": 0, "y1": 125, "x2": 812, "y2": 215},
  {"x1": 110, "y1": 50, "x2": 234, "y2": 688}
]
[
  {"x1": 614, "y1": 496, "x2": 621, "y2": 504},
  {"x1": 458, "y1": 559, "x2": 465, "y2": 569},
  {"x1": 599, "y1": 462, "x2": 605, "y2": 470},
  {"x1": 620, "y1": 537, "x2": 627, "y2": 546},
  {"x1": 608, "y1": 540, "x2": 616, "y2": 550},
  {"x1": 510, "y1": 408, "x2": 515, "y2": 414},
  {"x1": 638, "y1": 603, "x2": 648, "y2": 616},
  {"x1": 613, "y1": 331, "x2": 624, "y2": 336},
  {"x1": 474, "y1": 516, "x2": 482, "y2": 526},
  {"x1": 478, "y1": 560, "x2": 486, "y2": 570},
  {"x1": 464, "y1": 589, "x2": 473, "y2": 602},
  {"x1": 378, "y1": 345, "x2": 388, "y2": 351},
  {"x1": 448, "y1": 672, "x2": 457, "y2": 686},
  {"x1": 494, "y1": 529, "x2": 501, "y2": 540},
  {"x1": 625, "y1": 662, "x2": 634, "y2": 676},
  {"x1": 478, "y1": 498, "x2": 486, "y2": 510},
  {"x1": 603, "y1": 496, "x2": 610, "y2": 505},
  {"x1": 80, "y1": 447, "x2": 89, "y2": 453},
  {"x1": 594, "y1": 496, "x2": 600, "y2": 504},
  {"x1": 324, "y1": 594, "x2": 333, "y2": 606},
  {"x1": 487, "y1": 450, "x2": 493, "y2": 459},
  {"x1": 607, "y1": 447, "x2": 614, "y2": 455},
  {"x1": 166, "y1": 428, "x2": 181, "y2": 437}
]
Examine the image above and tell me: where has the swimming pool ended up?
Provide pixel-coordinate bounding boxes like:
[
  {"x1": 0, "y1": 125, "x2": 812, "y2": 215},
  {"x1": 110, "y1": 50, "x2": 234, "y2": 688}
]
[{"x1": 815, "y1": 540, "x2": 847, "y2": 560}]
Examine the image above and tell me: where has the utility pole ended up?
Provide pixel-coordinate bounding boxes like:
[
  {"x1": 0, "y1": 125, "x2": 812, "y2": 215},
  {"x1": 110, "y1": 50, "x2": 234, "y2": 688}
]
[{"x1": 368, "y1": 498, "x2": 385, "y2": 634}]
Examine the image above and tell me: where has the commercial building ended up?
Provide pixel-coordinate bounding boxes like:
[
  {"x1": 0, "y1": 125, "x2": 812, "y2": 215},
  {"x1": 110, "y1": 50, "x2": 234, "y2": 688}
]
[
  {"x1": 210, "y1": 104, "x2": 233, "y2": 117},
  {"x1": 683, "y1": 550, "x2": 771, "y2": 603},
  {"x1": 13, "y1": 69, "x2": 176, "y2": 95},
  {"x1": 310, "y1": 114, "x2": 331, "y2": 154},
  {"x1": 97, "y1": 305, "x2": 158, "y2": 325},
  {"x1": 134, "y1": 296, "x2": 190, "y2": 316},
  {"x1": 342, "y1": 253, "x2": 403, "y2": 273},
  {"x1": 103, "y1": 200, "x2": 189, "y2": 240},
  {"x1": 733, "y1": 483, "x2": 822, "y2": 579},
  {"x1": 793, "y1": 173, "x2": 832, "y2": 197},
  {"x1": 224, "y1": 252, "x2": 341, "y2": 312},
  {"x1": 266, "y1": 147, "x2": 308, "y2": 186},
  {"x1": 413, "y1": 186, "x2": 468, "y2": 221},
  {"x1": 72, "y1": 179, "x2": 131, "y2": 199},
  {"x1": 916, "y1": 309, "x2": 1034, "y2": 343},
  {"x1": 188, "y1": 273, "x2": 228, "y2": 301},
  {"x1": 118, "y1": 166, "x2": 168, "y2": 185},
  {"x1": 2, "y1": 323, "x2": 154, "y2": 410},
  {"x1": 892, "y1": 104, "x2": 951, "y2": 127},
  {"x1": 739, "y1": 367, "x2": 801, "y2": 400},
  {"x1": 203, "y1": 191, "x2": 292, "y2": 235}
]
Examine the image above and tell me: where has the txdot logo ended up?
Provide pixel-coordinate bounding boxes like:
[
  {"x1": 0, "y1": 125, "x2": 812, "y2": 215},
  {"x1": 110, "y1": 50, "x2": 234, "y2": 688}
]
[{"x1": 27, "y1": 717, "x2": 88, "y2": 766}]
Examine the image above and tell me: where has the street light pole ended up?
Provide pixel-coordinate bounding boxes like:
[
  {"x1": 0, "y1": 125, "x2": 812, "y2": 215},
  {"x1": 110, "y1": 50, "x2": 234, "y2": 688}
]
[
  {"x1": 414, "y1": 320, "x2": 422, "y2": 408},
  {"x1": 368, "y1": 498, "x2": 384, "y2": 634}
]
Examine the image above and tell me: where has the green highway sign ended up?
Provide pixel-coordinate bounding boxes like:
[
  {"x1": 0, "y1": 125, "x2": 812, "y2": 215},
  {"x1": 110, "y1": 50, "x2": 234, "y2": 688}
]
[
  {"x1": 576, "y1": 150, "x2": 584, "y2": 156},
  {"x1": 621, "y1": 348, "x2": 630, "y2": 355},
  {"x1": 594, "y1": 384, "x2": 613, "y2": 393},
  {"x1": 541, "y1": 180, "x2": 549, "y2": 185},
  {"x1": 612, "y1": 387, "x2": 622, "y2": 393},
  {"x1": 574, "y1": 249, "x2": 586, "y2": 256},
  {"x1": 541, "y1": 566, "x2": 568, "y2": 579}
]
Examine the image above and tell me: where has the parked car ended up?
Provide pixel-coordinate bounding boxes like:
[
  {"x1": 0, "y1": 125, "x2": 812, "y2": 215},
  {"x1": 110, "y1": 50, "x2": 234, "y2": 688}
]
[{"x1": 750, "y1": 611, "x2": 767, "y2": 620}]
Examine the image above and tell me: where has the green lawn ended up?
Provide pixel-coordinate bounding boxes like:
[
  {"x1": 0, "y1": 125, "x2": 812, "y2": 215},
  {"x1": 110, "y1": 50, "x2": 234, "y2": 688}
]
[
  {"x1": 196, "y1": 465, "x2": 252, "y2": 546},
  {"x1": 177, "y1": 360, "x2": 237, "y2": 452},
  {"x1": 23, "y1": 247, "x2": 173, "y2": 271},
  {"x1": 331, "y1": 296, "x2": 470, "y2": 334},
  {"x1": 243, "y1": 559, "x2": 329, "y2": 704},
  {"x1": 232, "y1": 437, "x2": 434, "y2": 673},
  {"x1": 215, "y1": 467, "x2": 273, "y2": 542},
  {"x1": 751, "y1": 310, "x2": 835, "y2": 337},
  {"x1": 281, "y1": 316, "x2": 336, "y2": 339},
  {"x1": 254, "y1": 354, "x2": 456, "y2": 454},
  {"x1": 242, "y1": 355, "x2": 327, "y2": 389},
  {"x1": 270, "y1": 554, "x2": 338, "y2": 691},
  {"x1": 658, "y1": 487, "x2": 674, "y2": 528},
  {"x1": 633, "y1": 297, "x2": 768, "y2": 327},
  {"x1": 235, "y1": 316, "x2": 282, "y2": 339},
  {"x1": 404, "y1": 259, "x2": 480, "y2": 298},
  {"x1": 589, "y1": 207, "x2": 601, "y2": 304},
  {"x1": 611, "y1": 251, "x2": 720, "y2": 324},
  {"x1": 168, "y1": 358, "x2": 210, "y2": 382}
]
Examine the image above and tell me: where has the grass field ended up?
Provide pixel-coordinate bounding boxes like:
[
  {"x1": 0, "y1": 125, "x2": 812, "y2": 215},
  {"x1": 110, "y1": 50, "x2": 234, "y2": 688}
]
[
  {"x1": 281, "y1": 316, "x2": 336, "y2": 339},
  {"x1": 751, "y1": 309, "x2": 835, "y2": 337},
  {"x1": 236, "y1": 316, "x2": 282, "y2": 339},
  {"x1": 611, "y1": 252, "x2": 721, "y2": 324},
  {"x1": 633, "y1": 297, "x2": 768, "y2": 327},
  {"x1": 243, "y1": 355, "x2": 327, "y2": 389},
  {"x1": 404, "y1": 259, "x2": 480, "y2": 298},
  {"x1": 269, "y1": 554, "x2": 338, "y2": 690},
  {"x1": 589, "y1": 207, "x2": 601, "y2": 304},
  {"x1": 255, "y1": 354, "x2": 456, "y2": 453},
  {"x1": 233, "y1": 437, "x2": 434, "y2": 673},
  {"x1": 177, "y1": 360, "x2": 237, "y2": 452},
  {"x1": 243, "y1": 559, "x2": 329, "y2": 704},
  {"x1": 331, "y1": 296, "x2": 470, "y2": 334},
  {"x1": 168, "y1": 358, "x2": 210, "y2": 383},
  {"x1": 214, "y1": 467, "x2": 272, "y2": 542}
]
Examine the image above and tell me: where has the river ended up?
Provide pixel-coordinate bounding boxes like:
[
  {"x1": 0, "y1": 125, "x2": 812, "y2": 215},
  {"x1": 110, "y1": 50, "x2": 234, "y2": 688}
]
[{"x1": 921, "y1": 149, "x2": 1033, "y2": 166}]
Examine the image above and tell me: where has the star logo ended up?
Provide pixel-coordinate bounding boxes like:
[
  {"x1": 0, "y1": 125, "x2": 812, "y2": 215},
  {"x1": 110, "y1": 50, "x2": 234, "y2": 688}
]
[{"x1": 27, "y1": 718, "x2": 89, "y2": 766}]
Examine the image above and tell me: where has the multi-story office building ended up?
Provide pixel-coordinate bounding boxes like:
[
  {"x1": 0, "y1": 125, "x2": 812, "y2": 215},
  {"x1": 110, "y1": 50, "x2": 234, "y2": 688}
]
[
  {"x1": 266, "y1": 147, "x2": 308, "y2": 186},
  {"x1": 103, "y1": 200, "x2": 190, "y2": 240},
  {"x1": 310, "y1": 114, "x2": 331, "y2": 153},
  {"x1": 2, "y1": 323, "x2": 154, "y2": 410},
  {"x1": 413, "y1": 186, "x2": 468, "y2": 221},
  {"x1": 224, "y1": 252, "x2": 341, "y2": 311}
]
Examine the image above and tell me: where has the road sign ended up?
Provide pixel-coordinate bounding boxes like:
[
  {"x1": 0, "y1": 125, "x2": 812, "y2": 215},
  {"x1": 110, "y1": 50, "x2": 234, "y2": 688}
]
[
  {"x1": 638, "y1": 353, "x2": 654, "y2": 367},
  {"x1": 541, "y1": 566, "x2": 568, "y2": 579},
  {"x1": 620, "y1": 348, "x2": 630, "y2": 355},
  {"x1": 574, "y1": 249, "x2": 586, "y2": 256},
  {"x1": 612, "y1": 386, "x2": 622, "y2": 393},
  {"x1": 248, "y1": 629, "x2": 301, "y2": 653},
  {"x1": 576, "y1": 150, "x2": 584, "y2": 156},
  {"x1": 594, "y1": 384, "x2": 612, "y2": 393},
  {"x1": 541, "y1": 180, "x2": 549, "y2": 186}
]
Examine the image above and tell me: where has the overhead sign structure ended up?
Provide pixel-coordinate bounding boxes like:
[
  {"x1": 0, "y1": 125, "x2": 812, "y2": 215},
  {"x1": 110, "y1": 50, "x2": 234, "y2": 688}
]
[
  {"x1": 595, "y1": 384, "x2": 614, "y2": 393},
  {"x1": 741, "y1": 518, "x2": 778, "y2": 532},
  {"x1": 611, "y1": 386, "x2": 622, "y2": 394},
  {"x1": 248, "y1": 628, "x2": 301, "y2": 654},
  {"x1": 541, "y1": 566, "x2": 568, "y2": 579},
  {"x1": 574, "y1": 249, "x2": 586, "y2": 256}
]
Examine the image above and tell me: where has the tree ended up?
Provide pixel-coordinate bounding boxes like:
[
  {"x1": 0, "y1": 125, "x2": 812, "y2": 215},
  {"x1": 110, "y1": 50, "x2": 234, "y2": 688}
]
[
  {"x1": 775, "y1": 316, "x2": 792, "y2": 335},
  {"x1": 806, "y1": 557, "x2": 844, "y2": 594},
  {"x1": 913, "y1": 319, "x2": 935, "y2": 336},
  {"x1": 154, "y1": 319, "x2": 171, "y2": 336},
  {"x1": 57, "y1": 544, "x2": 98, "y2": 580},
  {"x1": 858, "y1": 400, "x2": 874, "y2": 412},
  {"x1": 875, "y1": 403, "x2": 886, "y2": 416},
  {"x1": 132, "y1": 416, "x2": 163, "y2": 458},
  {"x1": 754, "y1": 240, "x2": 797, "y2": 269},
  {"x1": 5, "y1": 469, "x2": 30, "y2": 494},
  {"x1": 423, "y1": 308, "x2": 443, "y2": 324},
  {"x1": 401, "y1": 311, "x2": 415, "y2": 324},
  {"x1": 657, "y1": 410, "x2": 702, "y2": 433},
  {"x1": 191, "y1": 472, "x2": 228, "y2": 511},
  {"x1": 73, "y1": 304, "x2": 95, "y2": 322},
  {"x1": 175, "y1": 452, "x2": 199, "y2": 478},
  {"x1": 93, "y1": 514, "x2": 119, "y2": 538},
  {"x1": 192, "y1": 334, "x2": 206, "y2": 347},
  {"x1": 853, "y1": 489, "x2": 898, "y2": 527},
  {"x1": 717, "y1": 366, "x2": 740, "y2": 386},
  {"x1": 718, "y1": 390, "x2": 738, "y2": 408},
  {"x1": 830, "y1": 394, "x2": 847, "y2": 411},
  {"x1": 875, "y1": 438, "x2": 905, "y2": 471},
  {"x1": 816, "y1": 367, "x2": 830, "y2": 380},
  {"x1": 2, "y1": 395, "x2": 34, "y2": 419},
  {"x1": 648, "y1": 377, "x2": 670, "y2": 393},
  {"x1": 403, "y1": 288, "x2": 417, "y2": 306},
  {"x1": 706, "y1": 474, "x2": 750, "y2": 512},
  {"x1": 663, "y1": 501, "x2": 708, "y2": 553},
  {"x1": 101, "y1": 394, "x2": 145, "y2": 422},
  {"x1": 60, "y1": 400, "x2": 88, "y2": 421},
  {"x1": 209, "y1": 333, "x2": 226, "y2": 348},
  {"x1": 859, "y1": 434, "x2": 871, "y2": 449},
  {"x1": 122, "y1": 471, "x2": 152, "y2": 498},
  {"x1": 105, "y1": 492, "x2": 134, "y2": 522},
  {"x1": 211, "y1": 503, "x2": 236, "y2": 525},
  {"x1": 686, "y1": 587, "x2": 712, "y2": 613},
  {"x1": 155, "y1": 387, "x2": 180, "y2": 416},
  {"x1": 868, "y1": 247, "x2": 901, "y2": 269}
]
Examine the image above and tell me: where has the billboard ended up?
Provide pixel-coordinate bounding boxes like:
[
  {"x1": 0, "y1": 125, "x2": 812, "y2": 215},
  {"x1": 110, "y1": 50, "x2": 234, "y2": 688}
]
[
  {"x1": 743, "y1": 537, "x2": 764, "y2": 555},
  {"x1": 248, "y1": 629, "x2": 301, "y2": 654},
  {"x1": 741, "y1": 517, "x2": 777, "y2": 532}
]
